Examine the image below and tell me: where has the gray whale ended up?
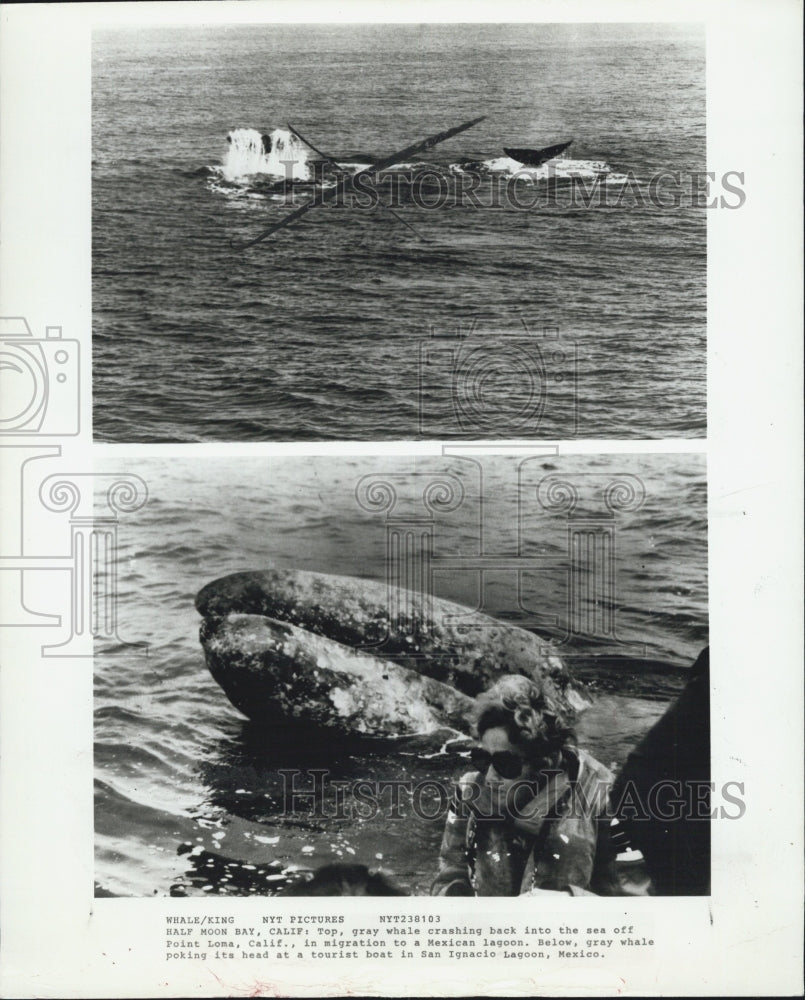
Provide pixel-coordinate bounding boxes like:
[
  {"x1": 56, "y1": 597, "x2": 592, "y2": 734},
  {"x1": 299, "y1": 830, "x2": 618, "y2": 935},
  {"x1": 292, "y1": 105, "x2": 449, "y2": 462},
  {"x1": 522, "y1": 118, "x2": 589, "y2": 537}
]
[
  {"x1": 197, "y1": 568, "x2": 588, "y2": 736},
  {"x1": 201, "y1": 613, "x2": 476, "y2": 736}
]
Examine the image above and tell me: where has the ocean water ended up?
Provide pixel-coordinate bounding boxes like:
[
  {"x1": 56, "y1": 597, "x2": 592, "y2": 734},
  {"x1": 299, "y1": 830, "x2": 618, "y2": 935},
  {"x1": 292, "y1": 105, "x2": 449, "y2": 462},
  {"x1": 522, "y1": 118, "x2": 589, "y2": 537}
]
[
  {"x1": 94, "y1": 453, "x2": 708, "y2": 896},
  {"x1": 92, "y1": 23, "x2": 706, "y2": 442}
]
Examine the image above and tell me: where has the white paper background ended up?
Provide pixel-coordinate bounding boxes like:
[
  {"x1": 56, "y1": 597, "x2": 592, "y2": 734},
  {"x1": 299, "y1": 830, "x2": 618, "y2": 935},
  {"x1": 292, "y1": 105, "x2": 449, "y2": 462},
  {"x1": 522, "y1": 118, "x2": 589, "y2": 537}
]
[{"x1": 0, "y1": 1, "x2": 802, "y2": 996}]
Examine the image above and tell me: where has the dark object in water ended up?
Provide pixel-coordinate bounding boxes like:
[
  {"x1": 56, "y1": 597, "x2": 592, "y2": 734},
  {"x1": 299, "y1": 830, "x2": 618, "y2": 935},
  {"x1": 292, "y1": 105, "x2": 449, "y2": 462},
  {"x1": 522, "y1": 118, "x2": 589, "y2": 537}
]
[
  {"x1": 94, "y1": 882, "x2": 120, "y2": 898},
  {"x1": 177, "y1": 845, "x2": 290, "y2": 896},
  {"x1": 261, "y1": 134, "x2": 272, "y2": 155},
  {"x1": 199, "y1": 611, "x2": 477, "y2": 737},
  {"x1": 285, "y1": 863, "x2": 408, "y2": 896},
  {"x1": 197, "y1": 568, "x2": 589, "y2": 737},
  {"x1": 610, "y1": 646, "x2": 711, "y2": 895},
  {"x1": 197, "y1": 567, "x2": 585, "y2": 711},
  {"x1": 503, "y1": 140, "x2": 573, "y2": 167}
]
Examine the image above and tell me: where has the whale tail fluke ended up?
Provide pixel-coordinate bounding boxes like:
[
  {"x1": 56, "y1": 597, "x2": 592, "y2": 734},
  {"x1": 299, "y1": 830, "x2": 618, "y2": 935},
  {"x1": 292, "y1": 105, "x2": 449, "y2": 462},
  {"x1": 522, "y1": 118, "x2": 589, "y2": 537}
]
[{"x1": 503, "y1": 140, "x2": 573, "y2": 166}]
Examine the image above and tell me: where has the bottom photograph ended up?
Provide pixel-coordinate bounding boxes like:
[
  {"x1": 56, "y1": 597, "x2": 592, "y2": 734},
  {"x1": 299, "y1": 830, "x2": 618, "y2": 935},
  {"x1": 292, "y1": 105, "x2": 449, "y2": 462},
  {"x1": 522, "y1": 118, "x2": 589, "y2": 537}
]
[{"x1": 95, "y1": 452, "x2": 709, "y2": 898}]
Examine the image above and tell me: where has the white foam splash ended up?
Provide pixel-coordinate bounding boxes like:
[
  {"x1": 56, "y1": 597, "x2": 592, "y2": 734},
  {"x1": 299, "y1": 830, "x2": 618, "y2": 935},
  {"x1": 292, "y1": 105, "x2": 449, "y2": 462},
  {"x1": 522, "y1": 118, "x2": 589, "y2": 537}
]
[
  {"x1": 452, "y1": 155, "x2": 612, "y2": 181},
  {"x1": 221, "y1": 127, "x2": 315, "y2": 182}
]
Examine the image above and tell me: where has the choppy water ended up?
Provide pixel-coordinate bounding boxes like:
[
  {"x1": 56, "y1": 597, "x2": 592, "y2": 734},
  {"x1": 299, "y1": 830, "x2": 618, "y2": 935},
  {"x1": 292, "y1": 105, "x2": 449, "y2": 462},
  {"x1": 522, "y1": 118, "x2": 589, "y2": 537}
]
[
  {"x1": 93, "y1": 23, "x2": 705, "y2": 441},
  {"x1": 95, "y1": 453, "x2": 708, "y2": 896}
]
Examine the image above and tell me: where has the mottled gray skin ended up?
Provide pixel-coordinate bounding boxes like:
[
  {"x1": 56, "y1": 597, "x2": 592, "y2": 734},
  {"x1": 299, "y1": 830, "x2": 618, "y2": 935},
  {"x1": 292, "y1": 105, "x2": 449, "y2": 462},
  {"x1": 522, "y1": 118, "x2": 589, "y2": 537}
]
[
  {"x1": 201, "y1": 613, "x2": 476, "y2": 736},
  {"x1": 196, "y1": 568, "x2": 588, "y2": 726}
]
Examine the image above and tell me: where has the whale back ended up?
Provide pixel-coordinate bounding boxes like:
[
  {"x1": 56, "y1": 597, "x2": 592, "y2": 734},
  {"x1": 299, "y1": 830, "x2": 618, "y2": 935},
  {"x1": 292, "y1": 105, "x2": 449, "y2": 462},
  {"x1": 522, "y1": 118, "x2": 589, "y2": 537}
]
[{"x1": 196, "y1": 568, "x2": 588, "y2": 722}]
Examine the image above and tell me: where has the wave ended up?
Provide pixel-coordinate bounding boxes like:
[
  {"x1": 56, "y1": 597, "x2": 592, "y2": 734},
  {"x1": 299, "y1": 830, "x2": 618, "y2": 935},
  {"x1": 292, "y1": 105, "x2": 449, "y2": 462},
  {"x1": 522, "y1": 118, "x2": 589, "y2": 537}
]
[{"x1": 451, "y1": 155, "x2": 617, "y2": 182}]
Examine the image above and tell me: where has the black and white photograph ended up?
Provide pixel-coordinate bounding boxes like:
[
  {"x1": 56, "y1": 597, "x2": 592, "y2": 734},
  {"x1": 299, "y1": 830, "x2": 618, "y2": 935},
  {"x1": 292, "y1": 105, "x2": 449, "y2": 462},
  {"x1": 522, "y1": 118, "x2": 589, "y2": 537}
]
[
  {"x1": 92, "y1": 21, "x2": 707, "y2": 442},
  {"x1": 1, "y1": 1, "x2": 803, "y2": 997},
  {"x1": 94, "y1": 453, "x2": 711, "y2": 899}
]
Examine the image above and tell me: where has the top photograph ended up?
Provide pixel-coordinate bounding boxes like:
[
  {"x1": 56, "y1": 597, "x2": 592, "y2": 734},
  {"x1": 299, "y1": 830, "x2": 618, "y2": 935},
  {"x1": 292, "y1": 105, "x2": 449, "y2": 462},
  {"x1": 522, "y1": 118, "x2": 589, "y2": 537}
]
[{"x1": 92, "y1": 21, "x2": 709, "y2": 442}]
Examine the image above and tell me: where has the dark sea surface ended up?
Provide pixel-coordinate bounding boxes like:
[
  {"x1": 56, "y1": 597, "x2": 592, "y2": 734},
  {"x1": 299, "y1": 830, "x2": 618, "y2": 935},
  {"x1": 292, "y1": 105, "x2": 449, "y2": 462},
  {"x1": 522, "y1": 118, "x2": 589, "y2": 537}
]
[
  {"x1": 93, "y1": 23, "x2": 705, "y2": 442},
  {"x1": 94, "y1": 453, "x2": 708, "y2": 896}
]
